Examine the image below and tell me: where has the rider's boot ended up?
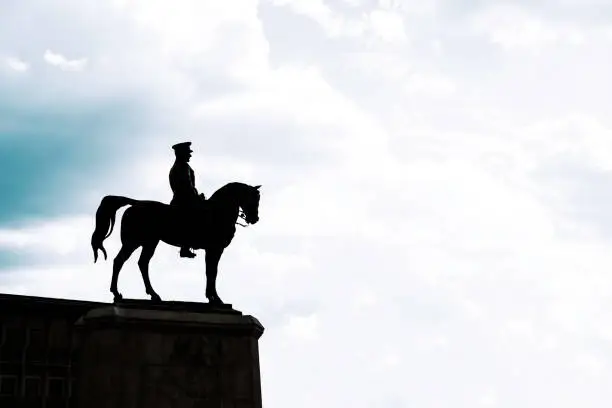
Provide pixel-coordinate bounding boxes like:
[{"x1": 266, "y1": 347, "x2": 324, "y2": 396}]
[{"x1": 180, "y1": 246, "x2": 196, "y2": 258}]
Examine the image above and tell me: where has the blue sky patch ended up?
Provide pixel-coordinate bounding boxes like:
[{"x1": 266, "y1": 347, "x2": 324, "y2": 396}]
[{"x1": 0, "y1": 95, "x2": 148, "y2": 225}]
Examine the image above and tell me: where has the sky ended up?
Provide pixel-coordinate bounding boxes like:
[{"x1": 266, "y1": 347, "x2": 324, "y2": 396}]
[{"x1": 1, "y1": 0, "x2": 612, "y2": 406}]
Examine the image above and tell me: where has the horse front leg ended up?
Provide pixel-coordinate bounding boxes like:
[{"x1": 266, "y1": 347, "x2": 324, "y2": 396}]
[
  {"x1": 205, "y1": 247, "x2": 224, "y2": 305},
  {"x1": 138, "y1": 241, "x2": 162, "y2": 302}
]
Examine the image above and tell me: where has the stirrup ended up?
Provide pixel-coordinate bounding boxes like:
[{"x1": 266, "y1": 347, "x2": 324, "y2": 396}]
[{"x1": 180, "y1": 248, "x2": 196, "y2": 258}]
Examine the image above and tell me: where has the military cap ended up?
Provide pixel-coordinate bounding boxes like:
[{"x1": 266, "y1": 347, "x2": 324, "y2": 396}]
[{"x1": 172, "y1": 142, "x2": 193, "y2": 153}]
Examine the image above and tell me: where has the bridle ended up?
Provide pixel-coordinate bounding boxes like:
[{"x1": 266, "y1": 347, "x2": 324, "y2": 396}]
[
  {"x1": 236, "y1": 209, "x2": 249, "y2": 227},
  {"x1": 236, "y1": 189, "x2": 260, "y2": 228}
]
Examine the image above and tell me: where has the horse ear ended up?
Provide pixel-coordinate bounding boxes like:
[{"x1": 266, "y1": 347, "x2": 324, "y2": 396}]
[{"x1": 254, "y1": 185, "x2": 261, "y2": 190}]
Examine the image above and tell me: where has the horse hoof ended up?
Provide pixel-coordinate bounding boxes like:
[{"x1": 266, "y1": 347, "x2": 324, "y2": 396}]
[
  {"x1": 113, "y1": 293, "x2": 123, "y2": 303},
  {"x1": 150, "y1": 293, "x2": 162, "y2": 303},
  {"x1": 208, "y1": 297, "x2": 224, "y2": 306}
]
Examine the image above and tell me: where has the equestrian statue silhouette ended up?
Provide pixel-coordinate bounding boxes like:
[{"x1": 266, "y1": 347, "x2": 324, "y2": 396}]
[{"x1": 90, "y1": 142, "x2": 261, "y2": 305}]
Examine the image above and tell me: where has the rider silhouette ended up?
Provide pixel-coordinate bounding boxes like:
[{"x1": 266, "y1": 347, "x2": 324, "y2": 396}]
[{"x1": 169, "y1": 142, "x2": 205, "y2": 258}]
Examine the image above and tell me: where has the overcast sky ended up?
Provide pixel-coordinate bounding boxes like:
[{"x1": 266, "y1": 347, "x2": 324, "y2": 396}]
[{"x1": 2, "y1": 0, "x2": 612, "y2": 406}]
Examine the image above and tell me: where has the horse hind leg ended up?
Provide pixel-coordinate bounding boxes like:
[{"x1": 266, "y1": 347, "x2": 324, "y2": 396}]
[
  {"x1": 138, "y1": 240, "x2": 161, "y2": 302},
  {"x1": 111, "y1": 243, "x2": 138, "y2": 302}
]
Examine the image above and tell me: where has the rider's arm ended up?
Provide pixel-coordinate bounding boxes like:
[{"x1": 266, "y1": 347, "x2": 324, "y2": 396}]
[{"x1": 189, "y1": 167, "x2": 199, "y2": 195}]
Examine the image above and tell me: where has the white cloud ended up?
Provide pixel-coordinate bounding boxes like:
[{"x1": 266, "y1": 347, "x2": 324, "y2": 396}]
[
  {"x1": 379, "y1": 351, "x2": 401, "y2": 368},
  {"x1": 352, "y1": 287, "x2": 377, "y2": 310},
  {"x1": 404, "y1": 71, "x2": 456, "y2": 96},
  {"x1": 574, "y1": 352, "x2": 606, "y2": 376},
  {"x1": 0, "y1": 216, "x2": 90, "y2": 257},
  {"x1": 269, "y1": 0, "x2": 334, "y2": 27},
  {"x1": 517, "y1": 113, "x2": 612, "y2": 171},
  {"x1": 468, "y1": 4, "x2": 590, "y2": 51},
  {"x1": 478, "y1": 389, "x2": 498, "y2": 407},
  {"x1": 281, "y1": 313, "x2": 320, "y2": 342},
  {"x1": 44, "y1": 49, "x2": 88, "y2": 71},
  {"x1": 366, "y1": 9, "x2": 407, "y2": 42},
  {"x1": 4, "y1": 56, "x2": 29, "y2": 72},
  {"x1": 267, "y1": 0, "x2": 408, "y2": 43}
]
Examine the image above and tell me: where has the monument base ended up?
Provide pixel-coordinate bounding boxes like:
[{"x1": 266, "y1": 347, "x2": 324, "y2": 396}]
[{"x1": 74, "y1": 302, "x2": 264, "y2": 408}]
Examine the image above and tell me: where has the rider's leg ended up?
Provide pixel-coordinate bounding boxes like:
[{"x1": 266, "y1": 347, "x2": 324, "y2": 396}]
[
  {"x1": 173, "y1": 199, "x2": 198, "y2": 258},
  {"x1": 174, "y1": 197, "x2": 204, "y2": 259}
]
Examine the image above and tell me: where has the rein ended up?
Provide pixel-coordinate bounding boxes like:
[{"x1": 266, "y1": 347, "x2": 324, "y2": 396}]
[{"x1": 236, "y1": 210, "x2": 249, "y2": 227}]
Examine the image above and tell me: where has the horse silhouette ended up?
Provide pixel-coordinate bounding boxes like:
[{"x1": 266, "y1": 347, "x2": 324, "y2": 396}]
[{"x1": 91, "y1": 182, "x2": 261, "y2": 304}]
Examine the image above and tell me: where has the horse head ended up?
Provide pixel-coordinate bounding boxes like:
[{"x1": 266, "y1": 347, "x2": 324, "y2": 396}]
[
  {"x1": 239, "y1": 184, "x2": 261, "y2": 225},
  {"x1": 209, "y1": 182, "x2": 261, "y2": 225}
]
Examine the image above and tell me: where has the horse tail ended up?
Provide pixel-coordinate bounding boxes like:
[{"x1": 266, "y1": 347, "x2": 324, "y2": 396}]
[{"x1": 91, "y1": 195, "x2": 138, "y2": 263}]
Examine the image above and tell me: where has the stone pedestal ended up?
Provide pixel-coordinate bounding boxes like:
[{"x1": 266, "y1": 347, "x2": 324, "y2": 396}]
[{"x1": 73, "y1": 301, "x2": 264, "y2": 408}]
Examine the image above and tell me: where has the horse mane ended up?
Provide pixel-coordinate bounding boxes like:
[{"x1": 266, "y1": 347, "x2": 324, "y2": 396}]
[{"x1": 208, "y1": 182, "x2": 250, "y2": 201}]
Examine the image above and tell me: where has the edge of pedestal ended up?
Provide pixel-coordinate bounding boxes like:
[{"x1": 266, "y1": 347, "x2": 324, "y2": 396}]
[{"x1": 75, "y1": 305, "x2": 264, "y2": 339}]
